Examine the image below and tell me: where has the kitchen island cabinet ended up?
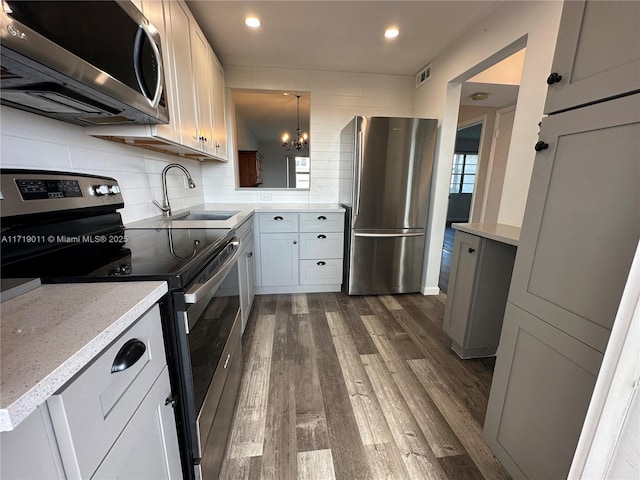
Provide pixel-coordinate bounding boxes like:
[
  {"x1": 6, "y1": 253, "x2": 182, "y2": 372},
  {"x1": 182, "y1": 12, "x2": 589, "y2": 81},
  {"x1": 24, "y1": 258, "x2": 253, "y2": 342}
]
[{"x1": 442, "y1": 224, "x2": 519, "y2": 359}]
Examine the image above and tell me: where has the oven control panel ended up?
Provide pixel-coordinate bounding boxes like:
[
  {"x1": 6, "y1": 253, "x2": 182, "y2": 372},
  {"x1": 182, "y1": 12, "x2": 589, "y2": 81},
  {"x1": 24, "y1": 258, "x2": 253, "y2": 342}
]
[
  {"x1": 16, "y1": 179, "x2": 83, "y2": 200},
  {"x1": 0, "y1": 169, "x2": 123, "y2": 218}
]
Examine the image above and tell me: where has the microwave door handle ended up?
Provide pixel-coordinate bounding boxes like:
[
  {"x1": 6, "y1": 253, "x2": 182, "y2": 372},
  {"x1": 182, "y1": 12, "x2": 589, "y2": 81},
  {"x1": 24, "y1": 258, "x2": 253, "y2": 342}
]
[
  {"x1": 183, "y1": 238, "x2": 241, "y2": 304},
  {"x1": 133, "y1": 23, "x2": 164, "y2": 108}
]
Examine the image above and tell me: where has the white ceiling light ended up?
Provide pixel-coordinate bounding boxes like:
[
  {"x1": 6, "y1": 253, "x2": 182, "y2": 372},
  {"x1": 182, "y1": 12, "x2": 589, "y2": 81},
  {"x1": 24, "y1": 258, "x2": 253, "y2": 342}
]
[
  {"x1": 245, "y1": 17, "x2": 261, "y2": 28},
  {"x1": 470, "y1": 92, "x2": 490, "y2": 101},
  {"x1": 384, "y1": 27, "x2": 399, "y2": 39}
]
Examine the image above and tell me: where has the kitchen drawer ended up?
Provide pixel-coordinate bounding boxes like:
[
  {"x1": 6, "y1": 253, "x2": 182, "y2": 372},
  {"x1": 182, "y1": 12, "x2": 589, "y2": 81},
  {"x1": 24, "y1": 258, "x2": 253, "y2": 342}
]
[
  {"x1": 47, "y1": 304, "x2": 166, "y2": 479},
  {"x1": 299, "y1": 232, "x2": 344, "y2": 259},
  {"x1": 300, "y1": 259, "x2": 343, "y2": 285},
  {"x1": 299, "y1": 212, "x2": 344, "y2": 233},
  {"x1": 258, "y1": 213, "x2": 298, "y2": 233}
]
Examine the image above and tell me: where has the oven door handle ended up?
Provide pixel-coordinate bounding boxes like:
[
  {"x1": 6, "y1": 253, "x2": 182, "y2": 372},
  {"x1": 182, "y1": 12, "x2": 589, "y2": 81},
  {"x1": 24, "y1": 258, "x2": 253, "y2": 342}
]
[{"x1": 183, "y1": 238, "x2": 241, "y2": 304}]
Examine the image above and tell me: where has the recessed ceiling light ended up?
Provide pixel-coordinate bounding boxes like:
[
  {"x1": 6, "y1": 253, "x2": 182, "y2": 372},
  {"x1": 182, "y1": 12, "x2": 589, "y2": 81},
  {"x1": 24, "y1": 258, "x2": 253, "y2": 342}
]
[
  {"x1": 245, "y1": 17, "x2": 261, "y2": 28},
  {"x1": 385, "y1": 28, "x2": 399, "y2": 39}
]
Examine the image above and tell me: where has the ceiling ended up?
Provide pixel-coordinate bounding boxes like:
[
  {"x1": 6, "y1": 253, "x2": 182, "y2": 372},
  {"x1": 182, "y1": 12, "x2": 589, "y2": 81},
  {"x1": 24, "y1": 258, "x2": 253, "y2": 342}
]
[{"x1": 186, "y1": 1, "x2": 503, "y2": 76}]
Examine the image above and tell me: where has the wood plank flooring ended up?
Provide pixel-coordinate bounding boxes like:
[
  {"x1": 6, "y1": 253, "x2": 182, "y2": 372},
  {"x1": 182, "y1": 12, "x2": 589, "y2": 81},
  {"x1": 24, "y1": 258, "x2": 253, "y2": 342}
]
[{"x1": 219, "y1": 292, "x2": 508, "y2": 480}]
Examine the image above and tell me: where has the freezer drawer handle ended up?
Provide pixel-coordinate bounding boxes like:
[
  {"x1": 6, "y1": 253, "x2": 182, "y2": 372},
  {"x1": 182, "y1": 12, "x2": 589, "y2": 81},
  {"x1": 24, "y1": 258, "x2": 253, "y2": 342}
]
[
  {"x1": 354, "y1": 232, "x2": 424, "y2": 238},
  {"x1": 317, "y1": 261, "x2": 326, "y2": 266},
  {"x1": 317, "y1": 215, "x2": 327, "y2": 220},
  {"x1": 274, "y1": 216, "x2": 284, "y2": 221},
  {"x1": 317, "y1": 234, "x2": 327, "y2": 239},
  {"x1": 111, "y1": 339, "x2": 146, "y2": 373}
]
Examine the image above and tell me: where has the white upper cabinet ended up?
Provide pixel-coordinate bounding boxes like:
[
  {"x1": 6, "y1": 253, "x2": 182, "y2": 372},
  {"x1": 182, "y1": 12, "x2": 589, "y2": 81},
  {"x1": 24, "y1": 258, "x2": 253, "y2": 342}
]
[
  {"x1": 210, "y1": 50, "x2": 228, "y2": 159},
  {"x1": 544, "y1": 0, "x2": 640, "y2": 114},
  {"x1": 86, "y1": 0, "x2": 228, "y2": 162}
]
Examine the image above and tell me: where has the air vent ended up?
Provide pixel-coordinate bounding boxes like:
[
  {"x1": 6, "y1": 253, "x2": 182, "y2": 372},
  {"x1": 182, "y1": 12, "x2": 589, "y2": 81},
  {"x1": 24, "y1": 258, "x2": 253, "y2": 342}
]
[{"x1": 415, "y1": 63, "x2": 432, "y2": 88}]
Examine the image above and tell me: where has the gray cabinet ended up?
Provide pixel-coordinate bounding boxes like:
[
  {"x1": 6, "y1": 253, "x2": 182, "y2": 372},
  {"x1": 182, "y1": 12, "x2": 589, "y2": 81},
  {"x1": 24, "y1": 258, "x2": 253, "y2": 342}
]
[
  {"x1": 0, "y1": 406, "x2": 65, "y2": 479},
  {"x1": 544, "y1": 0, "x2": 640, "y2": 115},
  {"x1": 484, "y1": 303, "x2": 603, "y2": 479},
  {"x1": 508, "y1": 95, "x2": 640, "y2": 353},
  {"x1": 484, "y1": 3, "x2": 640, "y2": 477},
  {"x1": 443, "y1": 230, "x2": 516, "y2": 359}
]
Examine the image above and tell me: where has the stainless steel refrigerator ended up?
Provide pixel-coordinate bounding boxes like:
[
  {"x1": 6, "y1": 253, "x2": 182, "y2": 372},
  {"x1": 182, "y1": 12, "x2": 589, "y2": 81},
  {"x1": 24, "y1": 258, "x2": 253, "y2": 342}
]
[{"x1": 339, "y1": 116, "x2": 437, "y2": 295}]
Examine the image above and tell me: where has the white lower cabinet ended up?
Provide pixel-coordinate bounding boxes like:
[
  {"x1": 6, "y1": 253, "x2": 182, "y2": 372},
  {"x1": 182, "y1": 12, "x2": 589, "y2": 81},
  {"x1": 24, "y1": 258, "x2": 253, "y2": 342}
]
[
  {"x1": 91, "y1": 367, "x2": 181, "y2": 480},
  {"x1": 0, "y1": 405, "x2": 65, "y2": 479},
  {"x1": 259, "y1": 232, "x2": 300, "y2": 287},
  {"x1": 0, "y1": 304, "x2": 181, "y2": 480},
  {"x1": 237, "y1": 217, "x2": 256, "y2": 333},
  {"x1": 255, "y1": 211, "x2": 344, "y2": 294}
]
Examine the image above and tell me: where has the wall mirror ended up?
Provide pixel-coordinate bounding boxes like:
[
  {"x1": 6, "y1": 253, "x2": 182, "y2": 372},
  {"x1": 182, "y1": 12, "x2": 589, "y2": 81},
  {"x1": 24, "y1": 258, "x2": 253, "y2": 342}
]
[{"x1": 232, "y1": 89, "x2": 311, "y2": 189}]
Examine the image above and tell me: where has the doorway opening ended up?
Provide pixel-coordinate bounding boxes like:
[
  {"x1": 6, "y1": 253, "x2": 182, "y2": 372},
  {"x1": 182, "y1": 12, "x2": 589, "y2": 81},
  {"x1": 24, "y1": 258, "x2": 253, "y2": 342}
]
[{"x1": 438, "y1": 46, "x2": 525, "y2": 294}]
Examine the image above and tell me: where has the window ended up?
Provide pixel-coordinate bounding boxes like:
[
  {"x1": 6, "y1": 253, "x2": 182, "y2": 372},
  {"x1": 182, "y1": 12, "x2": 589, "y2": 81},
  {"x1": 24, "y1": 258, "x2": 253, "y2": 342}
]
[{"x1": 450, "y1": 153, "x2": 478, "y2": 193}]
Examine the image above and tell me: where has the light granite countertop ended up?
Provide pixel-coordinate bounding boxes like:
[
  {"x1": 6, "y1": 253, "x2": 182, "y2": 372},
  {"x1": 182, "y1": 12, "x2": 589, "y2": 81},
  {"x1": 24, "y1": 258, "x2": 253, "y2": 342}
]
[
  {"x1": 452, "y1": 222, "x2": 521, "y2": 247},
  {"x1": 125, "y1": 203, "x2": 345, "y2": 229},
  {"x1": 0, "y1": 281, "x2": 168, "y2": 432}
]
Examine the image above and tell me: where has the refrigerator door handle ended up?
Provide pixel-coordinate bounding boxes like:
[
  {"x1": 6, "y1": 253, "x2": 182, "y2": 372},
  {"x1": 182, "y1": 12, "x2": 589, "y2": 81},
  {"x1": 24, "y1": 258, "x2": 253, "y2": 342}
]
[
  {"x1": 354, "y1": 232, "x2": 424, "y2": 238},
  {"x1": 355, "y1": 130, "x2": 364, "y2": 217}
]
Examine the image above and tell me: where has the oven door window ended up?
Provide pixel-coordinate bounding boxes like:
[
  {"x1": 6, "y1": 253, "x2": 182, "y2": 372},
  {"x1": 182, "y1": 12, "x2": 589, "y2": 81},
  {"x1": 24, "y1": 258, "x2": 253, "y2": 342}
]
[{"x1": 188, "y1": 263, "x2": 240, "y2": 414}]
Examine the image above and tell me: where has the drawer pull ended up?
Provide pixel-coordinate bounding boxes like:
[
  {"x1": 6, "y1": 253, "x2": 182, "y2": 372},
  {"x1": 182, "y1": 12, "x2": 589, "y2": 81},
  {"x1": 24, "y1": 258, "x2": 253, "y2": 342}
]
[
  {"x1": 111, "y1": 339, "x2": 146, "y2": 373},
  {"x1": 317, "y1": 234, "x2": 326, "y2": 239},
  {"x1": 317, "y1": 261, "x2": 326, "y2": 266},
  {"x1": 274, "y1": 216, "x2": 284, "y2": 221},
  {"x1": 317, "y1": 215, "x2": 327, "y2": 220}
]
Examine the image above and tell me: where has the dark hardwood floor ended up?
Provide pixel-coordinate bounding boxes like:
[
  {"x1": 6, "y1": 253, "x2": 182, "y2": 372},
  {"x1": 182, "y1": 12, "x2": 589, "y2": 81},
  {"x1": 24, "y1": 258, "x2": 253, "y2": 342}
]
[
  {"x1": 439, "y1": 227, "x2": 456, "y2": 294},
  {"x1": 219, "y1": 292, "x2": 507, "y2": 480}
]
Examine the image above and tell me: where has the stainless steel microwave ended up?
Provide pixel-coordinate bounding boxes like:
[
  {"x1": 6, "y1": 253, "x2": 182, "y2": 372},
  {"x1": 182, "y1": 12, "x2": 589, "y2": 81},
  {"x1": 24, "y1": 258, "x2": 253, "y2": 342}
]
[{"x1": 0, "y1": 0, "x2": 170, "y2": 125}]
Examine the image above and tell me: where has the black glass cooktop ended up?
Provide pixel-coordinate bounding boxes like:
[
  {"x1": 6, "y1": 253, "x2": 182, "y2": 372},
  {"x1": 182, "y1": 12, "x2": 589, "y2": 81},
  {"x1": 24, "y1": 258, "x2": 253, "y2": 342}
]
[{"x1": 1, "y1": 225, "x2": 235, "y2": 290}]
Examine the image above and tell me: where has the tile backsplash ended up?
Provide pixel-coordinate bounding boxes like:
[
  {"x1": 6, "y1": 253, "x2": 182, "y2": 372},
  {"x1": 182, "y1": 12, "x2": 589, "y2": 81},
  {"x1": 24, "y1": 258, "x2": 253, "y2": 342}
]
[
  {"x1": 0, "y1": 106, "x2": 204, "y2": 224},
  {"x1": 1, "y1": 67, "x2": 415, "y2": 220}
]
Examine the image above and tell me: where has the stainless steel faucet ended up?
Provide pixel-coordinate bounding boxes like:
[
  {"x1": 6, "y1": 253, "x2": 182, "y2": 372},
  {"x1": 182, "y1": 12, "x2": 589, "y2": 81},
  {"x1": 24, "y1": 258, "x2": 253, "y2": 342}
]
[{"x1": 153, "y1": 163, "x2": 196, "y2": 217}]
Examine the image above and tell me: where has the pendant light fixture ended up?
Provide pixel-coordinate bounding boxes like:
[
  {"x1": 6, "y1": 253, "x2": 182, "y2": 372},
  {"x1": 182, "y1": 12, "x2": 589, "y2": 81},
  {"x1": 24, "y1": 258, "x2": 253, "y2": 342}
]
[{"x1": 282, "y1": 95, "x2": 309, "y2": 151}]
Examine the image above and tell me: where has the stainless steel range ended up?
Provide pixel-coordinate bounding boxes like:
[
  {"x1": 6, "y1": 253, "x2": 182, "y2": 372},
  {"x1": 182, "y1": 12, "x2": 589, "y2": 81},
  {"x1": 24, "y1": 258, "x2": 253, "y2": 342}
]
[{"x1": 0, "y1": 169, "x2": 243, "y2": 480}]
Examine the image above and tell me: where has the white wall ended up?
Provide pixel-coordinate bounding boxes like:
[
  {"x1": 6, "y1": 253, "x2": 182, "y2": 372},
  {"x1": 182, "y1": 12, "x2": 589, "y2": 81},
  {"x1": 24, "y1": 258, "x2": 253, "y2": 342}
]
[
  {"x1": 412, "y1": 0, "x2": 563, "y2": 294},
  {"x1": 201, "y1": 66, "x2": 414, "y2": 204},
  {"x1": 0, "y1": 106, "x2": 204, "y2": 224}
]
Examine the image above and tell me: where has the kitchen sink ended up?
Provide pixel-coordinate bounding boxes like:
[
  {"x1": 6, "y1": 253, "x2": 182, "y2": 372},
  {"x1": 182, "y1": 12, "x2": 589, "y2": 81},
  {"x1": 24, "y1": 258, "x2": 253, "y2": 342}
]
[{"x1": 172, "y1": 211, "x2": 239, "y2": 221}]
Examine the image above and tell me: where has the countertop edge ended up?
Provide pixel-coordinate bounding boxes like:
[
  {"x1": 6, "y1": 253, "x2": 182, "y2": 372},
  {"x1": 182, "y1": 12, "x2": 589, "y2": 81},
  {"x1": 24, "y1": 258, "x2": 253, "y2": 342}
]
[
  {"x1": 0, "y1": 281, "x2": 168, "y2": 432},
  {"x1": 452, "y1": 222, "x2": 521, "y2": 246}
]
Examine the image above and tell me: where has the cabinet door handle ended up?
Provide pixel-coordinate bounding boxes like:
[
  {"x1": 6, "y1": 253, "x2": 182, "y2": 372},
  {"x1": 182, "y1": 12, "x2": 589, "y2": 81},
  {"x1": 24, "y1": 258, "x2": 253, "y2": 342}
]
[
  {"x1": 468, "y1": 248, "x2": 476, "y2": 254},
  {"x1": 293, "y1": 241, "x2": 298, "y2": 245},
  {"x1": 546, "y1": 72, "x2": 562, "y2": 85},
  {"x1": 317, "y1": 234, "x2": 327, "y2": 239},
  {"x1": 317, "y1": 215, "x2": 327, "y2": 220},
  {"x1": 534, "y1": 141, "x2": 549, "y2": 152},
  {"x1": 111, "y1": 339, "x2": 146, "y2": 373},
  {"x1": 247, "y1": 252, "x2": 253, "y2": 258},
  {"x1": 317, "y1": 261, "x2": 326, "y2": 266},
  {"x1": 274, "y1": 216, "x2": 284, "y2": 221},
  {"x1": 165, "y1": 396, "x2": 176, "y2": 408}
]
